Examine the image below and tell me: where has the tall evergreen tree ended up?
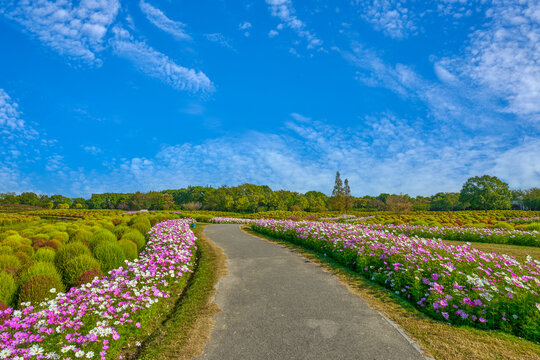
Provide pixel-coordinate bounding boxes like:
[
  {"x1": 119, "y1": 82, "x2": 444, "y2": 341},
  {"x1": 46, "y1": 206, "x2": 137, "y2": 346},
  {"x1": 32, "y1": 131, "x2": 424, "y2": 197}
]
[
  {"x1": 330, "y1": 171, "x2": 345, "y2": 211},
  {"x1": 343, "y1": 179, "x2": 353, "y2": 210}
]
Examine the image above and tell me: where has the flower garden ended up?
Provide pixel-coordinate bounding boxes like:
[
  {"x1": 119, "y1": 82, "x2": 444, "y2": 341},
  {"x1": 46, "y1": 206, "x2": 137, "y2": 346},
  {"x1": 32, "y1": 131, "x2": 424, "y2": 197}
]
[
  {"x1": 0, "y1": 211, "x2": 197, "y2": 359},
  {"x1": 247, "y1": 219, "x2": 539, "y2": 342}
]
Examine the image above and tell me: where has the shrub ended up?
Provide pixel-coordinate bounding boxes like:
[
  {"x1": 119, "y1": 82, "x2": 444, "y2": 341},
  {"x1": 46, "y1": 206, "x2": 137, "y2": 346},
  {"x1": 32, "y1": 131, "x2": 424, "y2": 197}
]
[
  {"x1": 525, "y1": 223, "x2": 540, "y2": 232},
  {"x1": 494, "y1": 222, "x2": 513, "y2": 229},
  {"x1": 31, "y1": 248, "x2": 56, "y2": 263},
  {"x1": 2, "y1": 237, "x2": 22, "y2": 250},
  {"x1": 94, "y1": 243, "x2": 126, "y2": 273},
  {"x1": 0, "y1": 255, "x2": 21, "y2": 271},
  {"x1": 32, "y1": 234, "x2": 50, "y2": 243},
  {"x1": 70, "y1": 229, "x2": 92, "y2": 244},
  {"x1": 13, "y1": 251, "x2": 30, "y2": 264},
  {"x1": 16, "y1": 244, "x2": 34, "y2": 258},
  {"x1": 117, "y1": 239, "x2": 138, "y2": 261},
  {"x1": 89, "y1": 229, "x2": 116, "y2": 251},
  {"x1": 75, "y1": 268, "x2": 103, "y2": 287},
  {"x1": 129, "y1": 216, "x2": 151, "y2": 234},
  {"x1": 0, "y1": 246, "x2": 13, "y2": 255},
  {"x1": 50, "y1": 231, "x2": 69, "y2": 243},
  {"x1": 55, "y1": 242, "x2": 91, "y2": 274},
  {"x1": 113, "y1": 224, "x2": 130, "y2": 239},
  {"x1": 121, "y1": 229, "x2": 146, "y2": 250},
  {"x1": 64, "y1": 255, "x2": 101, "y2": 287},
  {"x1": 99, "y1": 221, "x2": 115, "y2": 232},
  {"x1": 18, "y1": 274, "x2": 65, "y2": 306},
  {"x1": 0, "y1": 272, "x2": 16, "y2": 307},
  {"x1": 18, "y1": 262, "x2": 61, "y2": 287}
]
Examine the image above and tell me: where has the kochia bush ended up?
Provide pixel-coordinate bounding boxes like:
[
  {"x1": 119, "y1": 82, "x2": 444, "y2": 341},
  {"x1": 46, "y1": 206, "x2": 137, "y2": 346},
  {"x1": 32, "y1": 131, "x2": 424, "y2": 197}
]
[
  {"x1": 0, "y1": 272, "x2": 16, "y2": 307},
  {"x1": 121, "y1": 229, "x2": 146, "y2": 250},
  {"x1": 89, "y1": 228, "x2": 116, "y2": 251},
  {"x1": 63, "y1": 255, "x2": 101, "y2": 287},
  {"x1": 117, "y1": 239, "x2": 138, "y2": 260},
  {"x1": 55, "y1": 242, "x2": 91, "y2": 275},
  {"x1": 18, "y1": 274, "x2": 65, "y2": 306},
  {"x1": 94, "y1": 243, "x2": 126, "y2": 273}
]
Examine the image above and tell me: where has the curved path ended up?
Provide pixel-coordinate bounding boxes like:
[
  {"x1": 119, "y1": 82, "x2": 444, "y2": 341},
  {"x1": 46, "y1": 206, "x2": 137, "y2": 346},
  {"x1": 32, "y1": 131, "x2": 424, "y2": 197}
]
[{"x1": 197, "y1": 224, "x2": 426, "y2": 360}]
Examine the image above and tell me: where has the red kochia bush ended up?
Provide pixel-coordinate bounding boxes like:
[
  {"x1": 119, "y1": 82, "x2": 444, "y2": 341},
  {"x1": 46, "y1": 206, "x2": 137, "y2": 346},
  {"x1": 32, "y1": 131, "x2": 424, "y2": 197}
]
[{"x1": 75, "y1": 269, "x2": 104, "y2": 287}]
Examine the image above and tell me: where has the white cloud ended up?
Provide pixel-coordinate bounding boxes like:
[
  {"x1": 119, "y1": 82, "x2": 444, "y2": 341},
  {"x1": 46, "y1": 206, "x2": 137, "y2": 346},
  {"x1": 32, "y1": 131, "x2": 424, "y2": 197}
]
[
  {"x1": 0, "y1": 89, "x2": 25, "y2": 133},
  {"x1": 336, "y1": 44, "x2": 483, "y2": 127},
  {"x1": 110, "y1": 26, "x2": 214, "y2": 93},
  {"x1": 0, "y1": 89, "x2": 38, "y2": 142},
  {"x1": 45, "y1": 155, "x2": 64, "y2": 172},
  {"x1": 239, "y1": 21, "x2": 252, "y2": 30},
  {"x1": 443, "y1": 0, "x2": 540, "y2": 122},
  {"x1": 290, "y1": 112, "x2": 311, "y2": 122},
  {"x1": 204, "y1": 33, "x2": 233, "y2": 49},
  {"x1": 139, "y1": 0, "x2": 191, "y2": 41},
  {"x1": 239, "y1": 21, "x2": 251, "y2": 37},
  {"x1": 492, "y1": 138, "x2": 540, "y2": 189},
  {"x1": 62, "y1": 113, "x2": 538, "y2": 197},
  {"x1": 357, "y1": 0, "x2": 417, "y2": 39},
  {"x1": 268, "y1": 29, "x2": 279, "y2": 38},
  {"x1": 1, "y1": 0, "x2": 120, "y2": 64},
  {"x1": 82, "y1": 145, "x2": 102, "y2": 155},
  {"x1": 265, "y1": 0, "x2": 322, "y2": 49}
]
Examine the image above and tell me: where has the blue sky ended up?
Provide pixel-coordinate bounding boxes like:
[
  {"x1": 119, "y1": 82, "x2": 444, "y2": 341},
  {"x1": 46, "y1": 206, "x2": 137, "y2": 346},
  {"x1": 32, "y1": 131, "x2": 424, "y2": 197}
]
[{"x1": 0, "y1": 0, "x2": 539, "y2": 197}]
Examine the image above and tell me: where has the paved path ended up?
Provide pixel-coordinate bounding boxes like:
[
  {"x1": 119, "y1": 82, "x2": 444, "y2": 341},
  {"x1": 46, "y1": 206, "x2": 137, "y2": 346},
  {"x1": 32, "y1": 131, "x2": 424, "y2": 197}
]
[{"x1": 197, "y1": 224, "x2": 426, "y2": 360}]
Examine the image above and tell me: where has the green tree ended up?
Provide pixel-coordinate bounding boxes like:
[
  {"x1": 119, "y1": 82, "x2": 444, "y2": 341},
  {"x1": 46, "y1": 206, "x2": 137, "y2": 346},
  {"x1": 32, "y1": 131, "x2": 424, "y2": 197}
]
[
  {"x1": 430, "y1": 192, "x2": 461, "y2": 211},
  {"x1": 17, "y1": 192, "x2": 39, "y2": 206},
  {"x1": 385, "y1": 195, "x2": 412, "y2": 219},
  {"x1": 459, "y1": 175, "x2": 511, "y2": 212},
  {"x1": 0, "y1": 193, "x2": 17, "y2": 204},
  {"x1": 50, "y1": 195, "x2": 72, "y2": 208},
  {"x1": 523, "y1": 188, "x2": 540, "y2": 210},
  {"x1": 329, "y1": 171, "x2": 345, "y2": 211},
  {"x1": 71, "y1": 198, "x2": 87, "y2": 209},
  {"x1": 343, "y1": 179, "x2": 353, "y2": 210}
]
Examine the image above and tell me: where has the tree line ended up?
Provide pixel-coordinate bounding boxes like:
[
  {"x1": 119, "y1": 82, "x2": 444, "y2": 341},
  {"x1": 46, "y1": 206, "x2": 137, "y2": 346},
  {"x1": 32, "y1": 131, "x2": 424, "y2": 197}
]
[{"x1": 1, "y1": 174, "x2": 538, "y2": 212}]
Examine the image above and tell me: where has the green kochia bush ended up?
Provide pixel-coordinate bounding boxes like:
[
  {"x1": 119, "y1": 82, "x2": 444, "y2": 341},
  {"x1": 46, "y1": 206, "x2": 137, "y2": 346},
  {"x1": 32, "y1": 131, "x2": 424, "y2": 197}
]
[
  {"x1": 0, "y1": 272, "x2": 16, "y2": 307},
  {"x1": 64, "y1": 255, "x2": 101, "y2": 287},
  {"x1": 0, "y1": 254, "x2": 21, "y2": 271},
  {"x1": 18, "y1": 262, "x2": 61, "y2": 287},
  {"x1": 113, "y1": 224, "x2": 130, "y2": 240},
  {"x1": 89, "y1": 229, "x2": 116, "y2": 251},
  {"x1": 31, "y1": 248, "x2": 56, "y2": 263},
  {"x1": 129, "y1": 216, "x2": 151, "y2": 235},
  {"x1": 70, "y1": 229, "x2": 92, "y2": 244},
  {"x1": 117, "y1": 239, "x2": 138, "y2": 261},
  {"x1": 0, "y1": 246, "x2": 13, "y2": 255},
  {"x1": 94, "y1": 243, "x2": 126, "y2": 273},
  {"x1": 121, "y1": 229, "x2": 146, "y2": 250},
  {"x1": 55, "y1": 242, "x2": 91, "y2": 274},
  {"x1": 18, "y1": 274, "x2": 65, "y2": 306}
]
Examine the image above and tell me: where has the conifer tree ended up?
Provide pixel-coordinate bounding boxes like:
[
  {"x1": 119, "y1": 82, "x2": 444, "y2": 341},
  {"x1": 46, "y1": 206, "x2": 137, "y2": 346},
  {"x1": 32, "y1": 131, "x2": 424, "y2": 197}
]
[
  {"x1": 330, "y1": 171, "x2": 345, "y2": 211},
  {"x1": 344, "y1": 178, "x2": 353, "y2": 210}
]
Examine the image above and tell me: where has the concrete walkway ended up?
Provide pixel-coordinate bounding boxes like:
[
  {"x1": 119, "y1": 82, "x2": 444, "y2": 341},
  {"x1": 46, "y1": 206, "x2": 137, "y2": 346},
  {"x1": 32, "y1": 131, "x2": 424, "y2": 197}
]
[{"x1": 196, "y1": 224, "x2": 426, "y2": 360}]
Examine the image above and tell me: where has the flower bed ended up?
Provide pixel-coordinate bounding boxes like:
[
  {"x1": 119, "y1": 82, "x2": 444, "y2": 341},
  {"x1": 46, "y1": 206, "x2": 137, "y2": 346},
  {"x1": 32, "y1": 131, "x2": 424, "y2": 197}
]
[
  {"x1": 251, "y1": 219, "x2": 540, "y2": 342},
  {"x1": 357, "y1": 223, "x2": 540, "y2": 247},
  {"x1": 507, "y1": 217, "x2": 540, "y2": 224},
  {"x1": 0, "y1": 219, "x2": 197, "y2": 359}
]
